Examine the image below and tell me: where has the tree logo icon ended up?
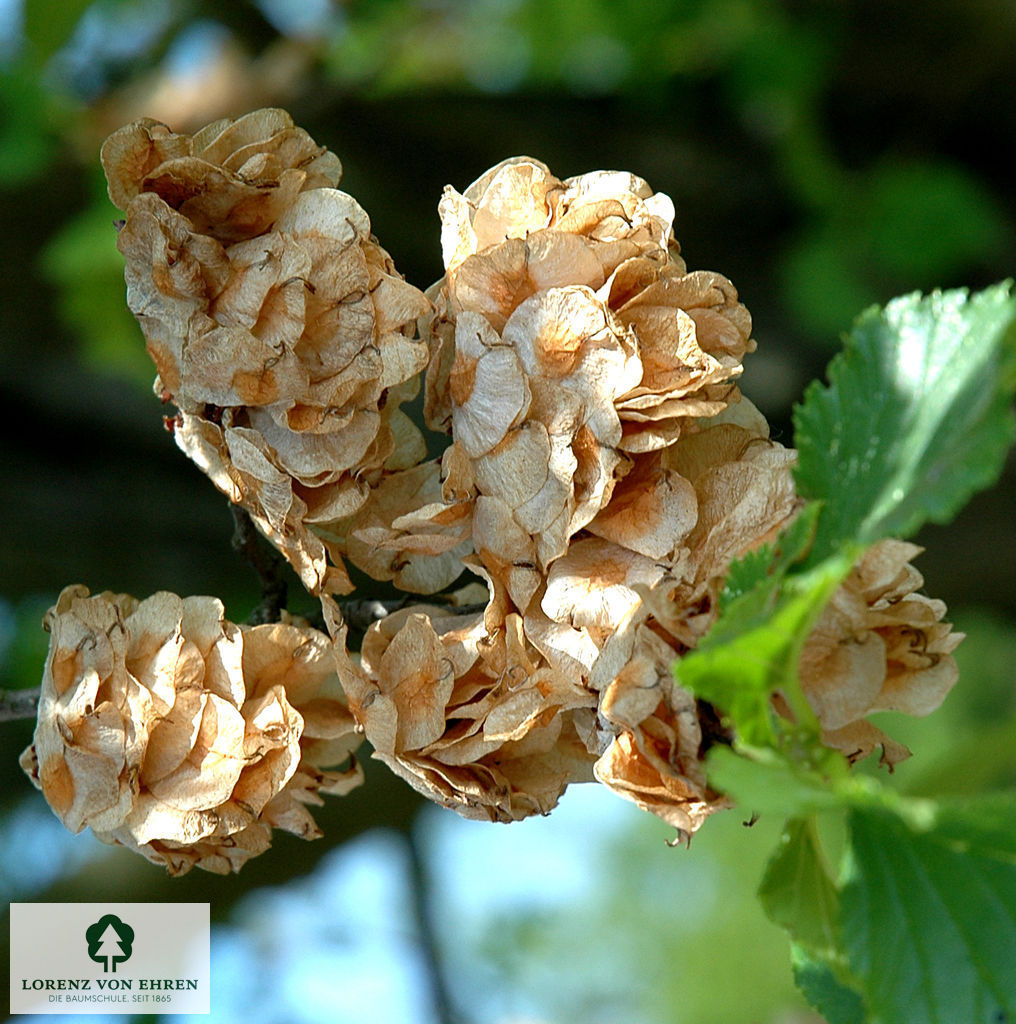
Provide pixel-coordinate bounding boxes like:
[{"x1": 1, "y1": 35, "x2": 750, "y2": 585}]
[{"x1": 85, "y1": 914, "x2": 134, "y2": 973}]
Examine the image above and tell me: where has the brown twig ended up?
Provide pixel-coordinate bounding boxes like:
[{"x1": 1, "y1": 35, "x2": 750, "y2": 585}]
[
  {"x1": 0, "y1": 686, "x2": 40, "y2": 723},
  {"x1": 340, "y1": 597, "x2": 408, "y2": 633},
  {"x1": 0, "y1": 510, "x2": 487, "y2": 725},
  {"x1": 229, "y1": 505, "x2": 289, "y2": 624},
  {"x1": 338, "y1": 598, "x2": 487, "y2": 634}
]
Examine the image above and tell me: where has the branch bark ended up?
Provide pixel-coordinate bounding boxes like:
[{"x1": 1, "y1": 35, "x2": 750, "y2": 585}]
[
  {"x1": 230, "y1": 505, "x2": 289, "y2": 624},
  {"x1": 0, "y1": 686, "x2": 40, "y2": 723},
  {"x1": 0, "y1": 507, "x2": 485, "y2": 724}
]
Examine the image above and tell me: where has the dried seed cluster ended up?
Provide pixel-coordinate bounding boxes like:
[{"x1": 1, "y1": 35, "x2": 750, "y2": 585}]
[
  {"x1": 20, "y1": 586, "x2": 361, "y2": 875},
  {"x1": 20, "y1": 110, "x2": 961, "y2": 871},
  {"x1": 800, "y1": 539, "x2": 962, "y2": 765},
  {"x1": 102, "y1": 109, "x2": 431, "y2": 596}
]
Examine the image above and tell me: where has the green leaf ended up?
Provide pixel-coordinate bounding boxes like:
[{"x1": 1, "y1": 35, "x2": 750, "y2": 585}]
[
  {"x1": 706, "y1": 745, "x2": 848, "y2": 819},
  {"x1": 676, "y1": 548, "x2": 855, "y2": 747},
  {"x1": 792, "y1": 944, "x2": 867, "y2": 1024},
  {"x1": 794, "y1": 283, "x2": 1016, "y2": 562},
  {"x1": 841, "y1": 799, "x2": 1016, "y2": 1024},
  {"x1": 758, "y1": 817, "x2": 840, "y2": 957},
  {"x1": 718, "y1": 501, "x2": 822, "y2": 610}
]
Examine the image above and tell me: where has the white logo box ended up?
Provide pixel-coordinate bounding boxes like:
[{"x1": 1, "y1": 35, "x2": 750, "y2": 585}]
[{"x1": 9, "y1": 902, "x2": 209, "y2": 1015}]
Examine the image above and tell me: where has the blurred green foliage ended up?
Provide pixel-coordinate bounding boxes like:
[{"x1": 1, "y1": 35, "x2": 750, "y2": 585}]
[
  {"x1": 0, "y1": 59, "x2": 67, "y2": 182},
  {"x1": 468, "y1": 804, "x2": 813, "y2": 1023},
  {"x1": 0, "y1": 598, "x2": 49, "y2": 686},
  {"x1": 3, "y1": 0, "x2": 1013, "y2": 365},
  {"x1": 39, "y1": 176, "x2": 156, "y2": 385},
  {"x1": 782, "y1": 159, "x2": 1008, "y2": 335},
  {"x1": 22, "y1": 0, "x2": 94, "y2": 59}
]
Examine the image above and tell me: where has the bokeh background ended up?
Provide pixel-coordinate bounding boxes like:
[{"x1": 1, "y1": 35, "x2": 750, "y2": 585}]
[{"x1": 2, "y1": 1, "x2": 1015, "y2": 1021}]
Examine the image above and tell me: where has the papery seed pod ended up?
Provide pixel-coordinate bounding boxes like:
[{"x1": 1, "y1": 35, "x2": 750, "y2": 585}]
[
  {"x1": 340, "y1": 458, "x2": 475, "y2": 596},
  {"x1": 632, "y1": 399, "x2": 802, "y2": 649},
  {"x1": 548, "y1": 402, "x2": 799, "y2": 834},
  {"x1": 326, "y1": 596, "x2": 597, "y2": 823},
  {"x1": 20, "y1": 586, "x2": 363, "y2": 875},
  {"x1": 102, "y1": 110, "x2": 432, "y2": 597},
  {"x1": 426, "y1": 156, "x2": 752, "y2": 446},
  {"x1": 799, "y1": 538, "x2": 963, "y2": 766},
  {"x1": 102, "y1": 108, "x2": 343, "y2": 242},
  {"x1": 527, "y1": 397, "x2": 798, "y2": 674},
  {"x1": 418, "y1": 157, "x2": 756, "y2": 612},
  {"x1": 588, "y1": 605, "x2": 728, "y2": 834}
]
